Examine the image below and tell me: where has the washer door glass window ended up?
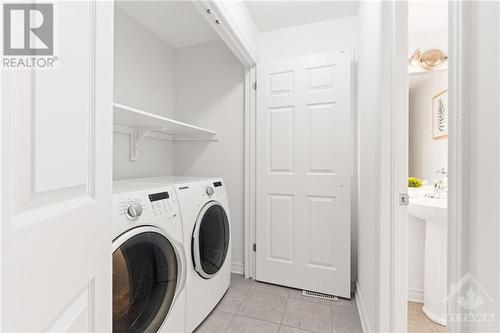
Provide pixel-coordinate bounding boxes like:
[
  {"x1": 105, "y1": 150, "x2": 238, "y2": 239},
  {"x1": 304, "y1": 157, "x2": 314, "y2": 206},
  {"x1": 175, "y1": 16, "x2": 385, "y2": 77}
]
[
  {"x1": 193, "y1": 202, "x2": 230, "y2": 279},
  {"x1": 113, "y1": 231, "x2": 178, "y2": 333}
]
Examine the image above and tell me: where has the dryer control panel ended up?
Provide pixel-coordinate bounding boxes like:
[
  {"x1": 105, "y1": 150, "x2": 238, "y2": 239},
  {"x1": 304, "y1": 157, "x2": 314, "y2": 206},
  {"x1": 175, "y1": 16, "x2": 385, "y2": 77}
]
[{"x1": 200, "y1": 180, "x2": 225, "y2": 199}]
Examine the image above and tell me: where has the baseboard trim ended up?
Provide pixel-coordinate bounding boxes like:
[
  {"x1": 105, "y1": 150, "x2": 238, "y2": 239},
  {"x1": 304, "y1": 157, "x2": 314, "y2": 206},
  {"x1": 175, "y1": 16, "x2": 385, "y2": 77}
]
[
  {"x1": 231, "y1": 262, "x2": 244, "y2": 275},
  {"x1": 356, "y1": 282, "x2": 371, "y2": 333},
  {"x1": 408, "y1": 288, "x2": 424, "y2": 303}
]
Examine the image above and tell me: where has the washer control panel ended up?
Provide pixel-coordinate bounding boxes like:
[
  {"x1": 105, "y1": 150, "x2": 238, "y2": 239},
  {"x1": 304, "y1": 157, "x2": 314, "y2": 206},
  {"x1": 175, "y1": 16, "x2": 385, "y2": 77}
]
[
  {"x1": 112, "y1": 184, "x2": 183, "y2": 241},
  {"x1": 114, "y1": 186, "x2": 179, "y2": 222},
  {"x1": 124, "y1": 200, "x2": 143, "y2": 220},
  {"x1": 148, "y1": 190, "x2": 177, "y2": 216}
]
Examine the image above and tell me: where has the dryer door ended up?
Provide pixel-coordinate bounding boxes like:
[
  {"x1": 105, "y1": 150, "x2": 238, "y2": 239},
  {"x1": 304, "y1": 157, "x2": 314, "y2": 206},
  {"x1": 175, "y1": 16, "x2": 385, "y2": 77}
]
[
  {"x1": 112, "y1": 226, "x2": 184, "y2": 333},
  {"x1": 192, "y1": 201, "x2": 230, "y2": 279}
]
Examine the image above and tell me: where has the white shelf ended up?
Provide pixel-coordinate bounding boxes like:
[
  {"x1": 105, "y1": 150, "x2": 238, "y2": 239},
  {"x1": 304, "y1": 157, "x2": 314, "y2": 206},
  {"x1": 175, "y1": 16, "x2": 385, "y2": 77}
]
[
  {"x1": 113, "y1": 102, "x2": 216, "y2": 161},
  {"x1": 113, "y1": 102, "x2": 216, "y2": 137}
]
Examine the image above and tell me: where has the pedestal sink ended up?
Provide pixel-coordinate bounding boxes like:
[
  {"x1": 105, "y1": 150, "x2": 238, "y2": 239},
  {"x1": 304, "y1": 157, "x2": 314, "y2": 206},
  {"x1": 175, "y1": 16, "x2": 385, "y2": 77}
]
[{"x1": 408, "y1": 196, "x2": 447, "y2": 326}]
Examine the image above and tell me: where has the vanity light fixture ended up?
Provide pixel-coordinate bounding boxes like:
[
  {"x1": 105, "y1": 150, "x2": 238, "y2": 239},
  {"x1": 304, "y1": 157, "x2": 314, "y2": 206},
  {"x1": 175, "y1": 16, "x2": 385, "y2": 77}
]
[
  {"x1": 420, "y1": 49, "x2": 448, "y2": 70},
  {"x1": 408, "y1": 48, "x2": 448, "y2": 70}
]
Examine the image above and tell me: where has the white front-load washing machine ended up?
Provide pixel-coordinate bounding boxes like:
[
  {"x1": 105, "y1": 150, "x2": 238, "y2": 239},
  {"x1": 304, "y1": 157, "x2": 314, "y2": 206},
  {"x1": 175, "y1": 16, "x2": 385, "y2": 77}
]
[
  {"x1": 112, "y1": 181, "x2": 186, "y2": 333},
  {"x1": 115, "y1": 177, "x2": 232, "y2": 333}
]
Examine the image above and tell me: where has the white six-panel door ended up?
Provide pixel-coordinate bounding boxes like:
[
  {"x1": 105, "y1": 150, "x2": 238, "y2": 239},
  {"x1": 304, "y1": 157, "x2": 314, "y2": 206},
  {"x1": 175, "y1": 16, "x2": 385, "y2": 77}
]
[
  {"x1": 1, "y1": 1, "x2": 113, "y2": 331},
  {"x1": 256, "y1": 51, "x2": 353, "y2": 298}
]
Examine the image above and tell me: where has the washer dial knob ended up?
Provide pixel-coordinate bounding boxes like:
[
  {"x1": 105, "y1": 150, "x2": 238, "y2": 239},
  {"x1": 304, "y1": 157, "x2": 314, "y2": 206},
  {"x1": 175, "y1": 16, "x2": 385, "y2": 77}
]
[
  {"x1": 125, "y1": 202, "x2": 143, "y2": 220},
  {"x1": 206, "y1": 186, "x2": 215, "y2": 196}
]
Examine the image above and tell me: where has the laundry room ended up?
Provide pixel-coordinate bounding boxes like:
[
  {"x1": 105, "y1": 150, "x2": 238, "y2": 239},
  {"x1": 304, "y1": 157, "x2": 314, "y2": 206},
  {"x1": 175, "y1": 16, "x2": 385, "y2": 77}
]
[
  {"x1": 1, "y1": 1, "x2": 362, "y2": 332},
  {"x1": 111, "y1": 1, "x2": 361, "y2": 332},
  {"x1": 111, "y1": 2, "x2": 246, "y2": 331},
  {"x1": 6, "y1": 1, "x2": 498, "y2": 333},
  {"x1": 113, "y1": 1, "x2": 246, "y2": 272}
]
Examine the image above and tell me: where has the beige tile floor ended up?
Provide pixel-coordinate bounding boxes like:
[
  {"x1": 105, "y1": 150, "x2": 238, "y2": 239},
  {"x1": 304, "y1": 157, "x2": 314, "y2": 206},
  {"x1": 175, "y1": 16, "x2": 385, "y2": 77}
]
[
  {"x1": 195, "y1": 274, "x2": 362, "y2": 333},
  {"x1": 407, "y1": 302, "x2": 446, "y2": 333}
]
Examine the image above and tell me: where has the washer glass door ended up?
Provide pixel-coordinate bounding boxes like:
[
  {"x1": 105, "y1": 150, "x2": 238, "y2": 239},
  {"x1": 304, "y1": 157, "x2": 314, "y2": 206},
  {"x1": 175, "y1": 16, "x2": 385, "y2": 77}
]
[
  {"x1": 113, "y1": 230, "x2": 178, "y2": 333},
  {"x1": 192, "y1": 202, "x2": 230, "y2": 279}
]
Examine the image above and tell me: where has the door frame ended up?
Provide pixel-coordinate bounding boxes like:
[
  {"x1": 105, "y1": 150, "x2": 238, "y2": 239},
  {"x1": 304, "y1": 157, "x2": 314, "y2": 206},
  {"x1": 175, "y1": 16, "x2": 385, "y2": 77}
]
[
  {"x1": 379, "y1": 1, "x2": 408, "y2": 332},
  {"x1": 243, "y1": 67, "x2": 257, "y2": 278},
  {"x1": 387, "y1": 1, "x2": 466, "y2": 332},
  {"x1": 446, "y1": 2, "x2": 474, "y2": 328}
]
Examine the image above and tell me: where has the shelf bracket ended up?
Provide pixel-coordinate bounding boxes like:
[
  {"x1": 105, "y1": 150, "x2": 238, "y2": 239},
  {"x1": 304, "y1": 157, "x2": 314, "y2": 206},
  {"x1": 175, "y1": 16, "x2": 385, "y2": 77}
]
[{"x1": 129, "y1": 128, "x2": 151, "y2": 161}]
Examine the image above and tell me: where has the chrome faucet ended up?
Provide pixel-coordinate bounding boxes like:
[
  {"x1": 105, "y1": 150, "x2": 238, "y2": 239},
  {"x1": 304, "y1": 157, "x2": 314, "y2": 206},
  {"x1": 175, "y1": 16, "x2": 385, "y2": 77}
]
[{"x1": 433, "y1": 168, "x2": 448, "y2": 198}]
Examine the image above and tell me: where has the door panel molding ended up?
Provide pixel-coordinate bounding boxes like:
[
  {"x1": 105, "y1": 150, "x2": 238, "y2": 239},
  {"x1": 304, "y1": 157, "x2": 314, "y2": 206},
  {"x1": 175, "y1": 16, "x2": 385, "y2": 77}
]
[
  {"x1": 255, "y1": 51, "x2": 353, "y2": 298},
  {"x1": 13, "y1": 1, "x2": 97, "y2": 222},
  {"x1": 1, "y1": 1, "x2": 113, "y2": 331},
  {"x1": 45, "y1": 279, "x2": 95, "y2": 332}
]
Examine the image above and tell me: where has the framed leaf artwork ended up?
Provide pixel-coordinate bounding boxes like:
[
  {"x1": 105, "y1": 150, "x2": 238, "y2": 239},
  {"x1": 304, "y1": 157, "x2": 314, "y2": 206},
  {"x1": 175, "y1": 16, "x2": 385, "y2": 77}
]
[{"x1": 432, "y1": 89, "x2": 448, "y2": 139}]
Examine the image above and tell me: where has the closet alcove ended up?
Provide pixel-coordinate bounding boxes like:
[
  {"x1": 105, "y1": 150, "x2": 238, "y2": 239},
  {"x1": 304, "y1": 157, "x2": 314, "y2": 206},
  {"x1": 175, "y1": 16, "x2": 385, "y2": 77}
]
[{"x1": 113, "y1": 1, "x2": 246, "y2": 266}]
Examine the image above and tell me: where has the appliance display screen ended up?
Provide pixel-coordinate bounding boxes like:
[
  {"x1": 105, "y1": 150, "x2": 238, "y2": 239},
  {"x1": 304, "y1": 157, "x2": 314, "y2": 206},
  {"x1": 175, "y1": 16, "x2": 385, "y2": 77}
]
[
  {"x1": 149, "y1": 192, "x2": 169, "y2": 202},
  {"x1": 213, "y1": 181, "x2": 222, "y2": 187}
]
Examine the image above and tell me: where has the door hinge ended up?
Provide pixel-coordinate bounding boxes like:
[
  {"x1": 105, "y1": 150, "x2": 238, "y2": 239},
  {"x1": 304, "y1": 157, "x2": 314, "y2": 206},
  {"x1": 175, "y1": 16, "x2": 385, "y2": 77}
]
[
  {"x1": 399, "y1": 193, "x2": 409, "y2": 206},
  {"x1": 253, "y1": 82, "x2": 257, "y2": 90},
  {"x1": 253, "y1": 243, "x2": 256, "y2": 252}
]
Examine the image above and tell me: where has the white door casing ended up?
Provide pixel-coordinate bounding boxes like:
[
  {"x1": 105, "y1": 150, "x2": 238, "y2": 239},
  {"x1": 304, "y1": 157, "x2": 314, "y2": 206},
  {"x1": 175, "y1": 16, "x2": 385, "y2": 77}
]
[
  {"x1": 1, "y1": 1, "x2": 113, "y2": 331},
  {"x1": 386, "y1": 2, "x2": 409, "y2": 332},
  {"x1": 256, "y1": 51, "x2": 353, "y2": 298}
]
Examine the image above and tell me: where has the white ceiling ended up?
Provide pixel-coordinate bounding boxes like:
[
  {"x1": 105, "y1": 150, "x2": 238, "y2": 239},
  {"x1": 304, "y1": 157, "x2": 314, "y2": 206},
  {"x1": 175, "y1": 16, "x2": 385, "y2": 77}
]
[
  {"x1": 116, "y1": 1, "x2": 220, "y2": 48},
  {"x1": 408, "y1": 1, "x2": 448, "y2": 33},
  {"x1": 245, "y1": 1, "x2": 359, "y2": 32}
]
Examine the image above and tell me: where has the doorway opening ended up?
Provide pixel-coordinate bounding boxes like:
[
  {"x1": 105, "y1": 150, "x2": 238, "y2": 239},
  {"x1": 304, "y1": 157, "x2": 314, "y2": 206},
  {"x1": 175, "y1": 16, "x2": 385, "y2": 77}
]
[{"x1": 407, "y1": 2, "x2": 448, "y2": 332}]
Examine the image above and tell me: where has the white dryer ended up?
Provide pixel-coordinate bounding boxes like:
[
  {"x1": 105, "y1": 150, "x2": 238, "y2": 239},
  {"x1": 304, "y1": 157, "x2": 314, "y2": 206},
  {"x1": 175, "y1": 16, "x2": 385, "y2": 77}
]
[
  {"x1": 174, "y1": 177, "x2": 231, "y2": 332},
  {"x1": 116, "y1": 177, "x2": 232, "y2": 332},
  {"x1": 112, "y1": 181, "x2": 186, "y2": 333}
]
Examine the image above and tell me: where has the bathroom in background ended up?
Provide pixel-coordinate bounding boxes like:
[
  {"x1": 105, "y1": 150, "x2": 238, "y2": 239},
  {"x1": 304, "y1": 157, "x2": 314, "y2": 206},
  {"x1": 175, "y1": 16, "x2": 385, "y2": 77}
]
[
  {"x1": 407, "y1": 1, "x2": 448, "y2": 332},
  {"x1": 409, "y1": 69, "x2": 448, "y2": 189}
]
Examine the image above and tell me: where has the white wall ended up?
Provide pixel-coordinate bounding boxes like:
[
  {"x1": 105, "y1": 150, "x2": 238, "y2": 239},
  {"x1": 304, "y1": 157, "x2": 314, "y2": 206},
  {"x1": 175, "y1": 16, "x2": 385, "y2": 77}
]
[
  {"x1": 409, "y1": 30, "x2": 448, "y2": 57},
  {"x1": 448, "y1": 2, "x2": 500, "y2": 330},
  {"x1": 172, "y1": 41, "x2": 245, "y2": 271},
  {"x1": 408, "y1": 0, "x2": 448, "y2": 58},
  {"x1": 113, "y1": 7, "x2": 174, "y2": 179},
  {"x1": 258, "y1": 16, "x2": 358, "y2": 62},
  {"x1": 409, "y1": 70, "x2": 448, "y2": 182},
  {"x1": 356, "y1": 2, "x2": 382, "y2": 332}
]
